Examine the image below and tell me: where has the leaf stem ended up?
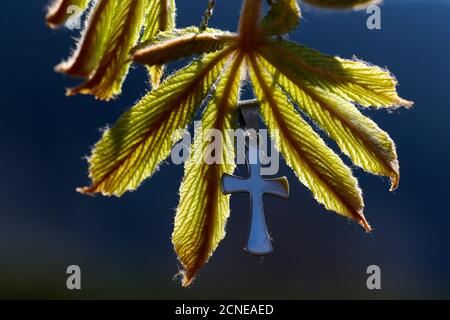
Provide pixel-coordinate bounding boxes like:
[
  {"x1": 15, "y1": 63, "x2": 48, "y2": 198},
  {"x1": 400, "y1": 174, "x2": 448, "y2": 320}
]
[{"x1": 238, "y1": 0, "x2": 263, "y2": 51}]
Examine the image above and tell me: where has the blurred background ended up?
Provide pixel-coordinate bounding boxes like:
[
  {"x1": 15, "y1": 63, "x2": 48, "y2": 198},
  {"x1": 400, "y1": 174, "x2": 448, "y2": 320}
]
[{"x1": 0, "y1": 0, "x2": 449, "y2": 299}]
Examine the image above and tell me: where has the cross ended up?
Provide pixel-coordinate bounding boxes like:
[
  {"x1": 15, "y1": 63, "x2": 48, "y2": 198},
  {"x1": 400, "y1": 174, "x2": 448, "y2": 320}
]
[{"x1": 221, "y1": 100, "x2": 289, "y2": 256}]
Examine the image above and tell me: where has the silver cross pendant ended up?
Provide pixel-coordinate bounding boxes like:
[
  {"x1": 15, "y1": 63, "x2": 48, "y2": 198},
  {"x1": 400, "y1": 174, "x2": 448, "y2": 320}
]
[{"x1": 221, "y1": 100, "x2": 289, "y2": 256}]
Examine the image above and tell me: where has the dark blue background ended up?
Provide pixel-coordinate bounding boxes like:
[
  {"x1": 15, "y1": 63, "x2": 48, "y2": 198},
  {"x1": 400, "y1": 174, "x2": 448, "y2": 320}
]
[{"x1": 0, "y1": 0, "x2": 449, "y2": 298}]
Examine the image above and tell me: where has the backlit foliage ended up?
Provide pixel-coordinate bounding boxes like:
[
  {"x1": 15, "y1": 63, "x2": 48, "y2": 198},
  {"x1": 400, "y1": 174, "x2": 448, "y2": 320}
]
[{"x1": 47, "y1": 0, "x2": 412, "y2": 286}]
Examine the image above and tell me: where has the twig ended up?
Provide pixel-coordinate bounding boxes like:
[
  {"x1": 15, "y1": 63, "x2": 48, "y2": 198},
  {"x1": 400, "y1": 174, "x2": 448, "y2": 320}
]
[{"x1": 199, "y1": 0, "x2": 216, "y2": 32}]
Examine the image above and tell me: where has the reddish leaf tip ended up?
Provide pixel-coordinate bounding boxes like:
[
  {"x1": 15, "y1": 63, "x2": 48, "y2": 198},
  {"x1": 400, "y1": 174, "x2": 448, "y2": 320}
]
[
  {"x1": 358, "y1": 214, "x2": 373, "y2": 233},
  {"x1": 390, "y1": 175, "x2": 400, "y2": 192},
  {"x1": 398, "y1": 98, "x2": 414, "y2": 108},
  {"x1": 76, "y1": 186, "x2": 97, "y2": 196},
  {"x1": 179, "y1": 269, "x2": 196, "y2": 287}
]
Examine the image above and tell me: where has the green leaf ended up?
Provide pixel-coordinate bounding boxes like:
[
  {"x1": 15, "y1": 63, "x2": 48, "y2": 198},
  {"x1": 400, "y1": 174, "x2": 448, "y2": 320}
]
[
  {"x1": 142, "y1": 0, "x2": 176, "y2": 41},
  {"x1": 46, "y1": 0, "x2": 91, "y2": 28},
  {"x1": 56, "y1": 0, "x2": 116, "y2": 78},
  {"x1": 249, "y1": 53, "x2": 370, "y2": 231},
  {"x1": 302, "y1": 0, "x2": 381, "y2": 9},
  {"x1": 173, "y1": 53, "x2": 244, "y2": 287},
  {"x1": 141, "y1": 0, "x2": 177, "y2": 88},
  {"x1": 57, "y1": 0, "x2": 148, "y2": 100},
  {"x1": 261, "y1": 0, "x2": 301, "y2": 36},
  {"x1": 54, "y1": 0, "x2": 177, "y2": 100},
  {"x1": 78, "y1": 48, "x2": 234, "y2": 196},
  {"x1": 147, "y1": 65, "x2": 165, "y2": 89},
  {"x1": 259, "y1": 55, "x2": 400, "y2": 190},
  {"x1": 132, "y1": 27, "x2": 237, "y2": 67},
  {"x1": 258, "y1": 40, "x2": 413, "y2": 108}
]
